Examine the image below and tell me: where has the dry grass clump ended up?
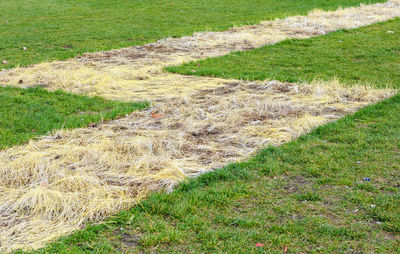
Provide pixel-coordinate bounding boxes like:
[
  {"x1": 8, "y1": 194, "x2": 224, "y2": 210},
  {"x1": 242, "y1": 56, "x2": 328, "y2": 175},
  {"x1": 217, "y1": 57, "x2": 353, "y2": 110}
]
[
  {"x1": 1, "y1": 0, "x2": 399, "y2": 101},
  {"x1": 0, "y1": 80, "x2": 394, "y2": 252}
]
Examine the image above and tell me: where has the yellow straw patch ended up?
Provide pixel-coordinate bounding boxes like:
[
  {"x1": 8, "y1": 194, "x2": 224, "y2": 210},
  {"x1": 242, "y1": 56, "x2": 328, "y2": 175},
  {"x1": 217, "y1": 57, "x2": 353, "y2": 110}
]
[
  {"x1": 0, "y1": 80, "x2": 395, "y2": 251},
  {"x1": 0, "y1": 0, "x2": 399, "y2": 101}
]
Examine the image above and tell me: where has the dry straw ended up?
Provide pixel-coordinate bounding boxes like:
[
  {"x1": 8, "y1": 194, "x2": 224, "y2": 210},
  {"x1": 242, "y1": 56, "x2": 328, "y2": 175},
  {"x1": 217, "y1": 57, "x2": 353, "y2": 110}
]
[
  {"x1": 0, "y1": 80, "x2": 394, "y2": 251},
  {"x1": 0, "y1": 0, "x2": 399, "y2": 101},
  {"x1": 0, "y1": 0, "x2": 399, "y2": 251}
]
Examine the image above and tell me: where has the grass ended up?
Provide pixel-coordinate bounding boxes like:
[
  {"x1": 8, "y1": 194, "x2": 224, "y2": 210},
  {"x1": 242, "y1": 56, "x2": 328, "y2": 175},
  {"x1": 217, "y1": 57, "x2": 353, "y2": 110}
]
[
  {"x1": 20, "y1": 94, "x2": 400, "y2": 253},
  {"x1": 0, "y1": 0, "x2": 385, "y2": 69},
  {"x1": 0, "y1": 86, "x2": 147, "y2": 149},
  {"x1": 167, "y1": 18, "x2": 400, "y2": 88},
  {"x1": 2, "y1": 1, "x2": 398, "y2": 252}
]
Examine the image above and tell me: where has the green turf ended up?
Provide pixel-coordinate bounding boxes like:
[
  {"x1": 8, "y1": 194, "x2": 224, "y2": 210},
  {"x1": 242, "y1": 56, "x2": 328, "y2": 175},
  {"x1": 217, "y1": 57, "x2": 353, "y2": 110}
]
[
  {"x1": 167, "y1": 18, "x2": 400, "y2": 88},
  {"x1": 1, "y1": 0, "x2": 385, "y2": 69},
  {"x1": 0, "y1": 86, "x2": 147, "y2": 149},
  {"x1": 22, "y1": 93, "x2": 400, "y2": 253}
]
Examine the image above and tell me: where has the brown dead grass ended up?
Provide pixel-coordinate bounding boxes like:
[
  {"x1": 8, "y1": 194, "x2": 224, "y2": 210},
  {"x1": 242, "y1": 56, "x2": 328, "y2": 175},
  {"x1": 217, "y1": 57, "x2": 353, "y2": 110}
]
[
  {"x1": 0, "y1": 80, "x2": 395, "y2": 251},
  {"x1": 0, "y1": 0, "x2": 399, "y2": 101}
]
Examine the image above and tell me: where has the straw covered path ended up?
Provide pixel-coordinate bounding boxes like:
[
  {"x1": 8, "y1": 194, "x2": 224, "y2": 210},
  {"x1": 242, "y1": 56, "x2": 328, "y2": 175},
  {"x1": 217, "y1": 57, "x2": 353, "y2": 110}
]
[
  {"x1": 0, "y1": 1, "x2": 399, "y2": 251},
  {"x1": 1, "y1": 0, "x2": 400, "y2": 101}
]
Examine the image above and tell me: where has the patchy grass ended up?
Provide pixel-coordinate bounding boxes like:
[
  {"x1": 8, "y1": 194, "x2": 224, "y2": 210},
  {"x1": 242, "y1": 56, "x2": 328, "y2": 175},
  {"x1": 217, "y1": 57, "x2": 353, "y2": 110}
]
[
  {"x1": 168, "y1": 18, "x2": 400, "y2": 88},
  {"x1": 22, "y1": 93, "x2": 400, "y2": 253},
  {"x1": 0, "y1": 86, "x2": 147, "y2": 149},
  {"x1": 0, "y1": 0, "x2": 385, "y2": 68}
]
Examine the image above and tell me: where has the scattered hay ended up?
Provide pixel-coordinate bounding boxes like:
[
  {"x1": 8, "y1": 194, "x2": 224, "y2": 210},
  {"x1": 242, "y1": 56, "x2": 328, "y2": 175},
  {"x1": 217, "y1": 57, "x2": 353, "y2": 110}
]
[
  {"x1": 1, "y1": 0, "x2": 399, "y2": 101},
  {"x1": 0, "y1": 1, "x2": 399, "y2": 251},
  {"x1": 0, "y1": 80, "x2": 394, "y2": 251}
]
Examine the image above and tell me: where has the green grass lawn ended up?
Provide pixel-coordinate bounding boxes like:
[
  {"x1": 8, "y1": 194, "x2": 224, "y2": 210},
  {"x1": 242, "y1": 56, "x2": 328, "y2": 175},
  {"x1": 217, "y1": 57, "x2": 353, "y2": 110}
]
[
  {"x1": 24, "y1": 90, "x2": 400, "y2": 254},
  {"x1": 168, "y1": 18, "x2": 400, "y2": 88},
  {"x1": 1, "y1": 0, "x2": 384, "y2": 68},
  {"x1": 0, "y1": 86, "x2": 147, "y2": 149}
]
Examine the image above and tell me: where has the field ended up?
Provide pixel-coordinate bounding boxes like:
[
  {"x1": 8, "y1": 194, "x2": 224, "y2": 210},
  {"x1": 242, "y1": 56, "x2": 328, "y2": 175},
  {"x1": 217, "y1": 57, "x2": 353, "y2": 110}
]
[
  {"x1": 1, "y1": 0, "x2": 385, "y2": 68},
  {"x1": 0, "y1": 0, "x2": 399, "y2": 253}
]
